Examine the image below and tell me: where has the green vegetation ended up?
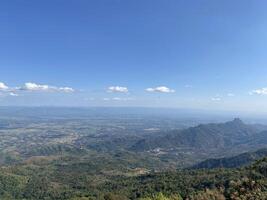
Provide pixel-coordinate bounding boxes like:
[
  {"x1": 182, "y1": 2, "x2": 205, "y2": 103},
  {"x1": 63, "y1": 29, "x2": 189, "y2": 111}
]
[
  {"x1": 1, "y1": 111, "x2": 267, "y2": 199},
  {"x1": 1, "y1": 156, "x2": 267, "y2": 199},
  {"x1": 192, "y1": 148, "x2": 267, "y2": 169}
]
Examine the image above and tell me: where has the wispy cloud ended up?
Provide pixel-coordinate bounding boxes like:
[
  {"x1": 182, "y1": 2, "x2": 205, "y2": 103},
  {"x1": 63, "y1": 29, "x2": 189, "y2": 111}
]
[
  {"x1": 0, "y1": 82, "x2": 18, "y2": 97},
  {"x1": 211, "y1": 97, "x2": 221, "y2": 101},
  {"x1": 250, "y1": 87, "x2": 267, "y2": 95},
  {"x1": 103, "y1": 97, "x2": 134, "y2": 101},
  {"x1": 112, "y1": 97, "x2": 134, "y2": 101},
  {"x1": 185, "y1": 84, "x2": 193, "y2": 88},
  {"x1": 9, "y1": 92, "x2": 19, "y2": 97},
  {"x1": 227, "y1": 93, "x2": 235, "y2": 97},
  {"x1": 146, "y1": 86, "x2": 175, "y2": 93},
  {"x1": 0, "y1": 82, "x2": 8, "y2": 90},
  {"x1": 17, "y1": 82, "x2": 74, "y2": 93},
  {"x1": 107, "y1": 86, "x2": 128, "y2": 93}
]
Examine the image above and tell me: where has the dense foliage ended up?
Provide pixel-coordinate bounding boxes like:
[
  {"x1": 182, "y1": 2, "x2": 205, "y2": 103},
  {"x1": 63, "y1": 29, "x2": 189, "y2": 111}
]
[
  {"x1": 1, "y1": 111, "x2": 267, "y2": 199},
  {"x1": 1, "y1": 156, "x2": 267, "y2": 199},
  {"x1": 192, "y1": 148, "x2": 267, "y2": 169}
]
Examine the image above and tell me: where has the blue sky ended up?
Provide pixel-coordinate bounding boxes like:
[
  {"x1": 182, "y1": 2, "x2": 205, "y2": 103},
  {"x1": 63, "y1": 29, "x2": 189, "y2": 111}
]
[{"x1": 1, "y1": 0, "x2": 267, "y2": 112}]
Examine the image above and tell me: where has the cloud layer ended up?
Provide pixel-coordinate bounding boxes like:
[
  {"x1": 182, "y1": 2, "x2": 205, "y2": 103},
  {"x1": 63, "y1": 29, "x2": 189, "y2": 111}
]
[{"x1": 146, "y1": 86, "x2": 175, "y2": 93}]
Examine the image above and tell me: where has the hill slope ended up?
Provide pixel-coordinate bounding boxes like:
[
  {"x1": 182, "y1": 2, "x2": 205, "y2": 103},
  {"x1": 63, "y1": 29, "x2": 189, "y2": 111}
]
[
  {"x1": 131, "y1": 118, "x2": 266, "y2": 153},
  {"x1": 192, "y1": 148, "x2": 267, "y2": 169}
]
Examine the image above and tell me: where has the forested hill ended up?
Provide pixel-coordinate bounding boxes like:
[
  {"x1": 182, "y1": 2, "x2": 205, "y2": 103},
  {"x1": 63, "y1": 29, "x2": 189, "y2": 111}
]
[
  {"x1": 131, "y1": 118, "x2": 267, "y2": 152},
  {"x1": 1, "y1": 155, "x2": 267, "y2": 199},
  {"x1": 192, "y1": 148, "x2": 267, "y2": 169}
]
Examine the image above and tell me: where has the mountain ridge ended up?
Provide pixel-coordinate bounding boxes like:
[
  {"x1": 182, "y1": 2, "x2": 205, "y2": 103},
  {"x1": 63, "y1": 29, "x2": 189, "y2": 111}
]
[
  {"x1": 191, "y1": 147, "x2": 267, "y2": 169},
  {"x1": 131, "y1": 118, "x2": 267, "y2": 154}
]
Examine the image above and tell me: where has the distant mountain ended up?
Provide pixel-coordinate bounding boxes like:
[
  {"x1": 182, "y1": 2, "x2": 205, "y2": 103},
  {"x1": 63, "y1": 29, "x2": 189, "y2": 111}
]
[
  {"x1": 191, "y1": 148, "x2": 267, "y2": 169},
  {"x1": 246, "y1": 130, "x2": 267, "y2": 145},
  {"x1": 131, "y1": 118, "x2": 266, "y2": 152}
]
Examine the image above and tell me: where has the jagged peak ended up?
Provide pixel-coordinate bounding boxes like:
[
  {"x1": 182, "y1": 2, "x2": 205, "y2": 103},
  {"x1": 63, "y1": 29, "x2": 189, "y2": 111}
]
[
  {"x1": 231, "y1": 118, "x2": 244, "y2": 124},
  {"x1": 222, "y1": 118, "x2": 244, "y2": 126}
]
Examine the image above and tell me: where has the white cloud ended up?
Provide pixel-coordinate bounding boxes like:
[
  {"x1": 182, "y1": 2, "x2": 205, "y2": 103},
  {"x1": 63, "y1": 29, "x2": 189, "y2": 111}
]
[
  {"x1": 211, "y1": 97, "x2": 221, "y2": 101},
  {"x1": 227, "y1": 93, "x2": 235, "y2": 97},
  {"x1": 22, "y1": 82, "x2": 49, "y2": 91},
  {"x1": 18, "y1": 82, "x2": 74, "y2": 93},
  {"x1": 250, "y1": 88, "x2": 267, "y2": 95},
  {"x1": 146, "y1": 86, "x2": 175, "y2": 93},
  {"x1": 0, "y1": 82, "x2": 8, "y2": 90},
  {"x1": 112, "y1": 97, "x2": 122, "y2": 101},
  {"x1": 9, "y1": 92, "x2": 18, "y2": 96},
  {"x1": 107, "y1": 86, "x2": 128, "y2": 93},
  {"x1": 103, "y1": 97, "x2": 134, "y2": 101},
  {"x1": 112, "y1": 97, "x2": 134, "y2": 101},
  {"x1": 58, "y1": 87, "x2": 75, "y2": 93}
]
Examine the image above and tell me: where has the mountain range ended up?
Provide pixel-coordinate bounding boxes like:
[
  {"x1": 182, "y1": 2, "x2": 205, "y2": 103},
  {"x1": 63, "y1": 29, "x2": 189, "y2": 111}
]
[{"x1": 131, "y1": 118, "x2": 267, "y2": 157}]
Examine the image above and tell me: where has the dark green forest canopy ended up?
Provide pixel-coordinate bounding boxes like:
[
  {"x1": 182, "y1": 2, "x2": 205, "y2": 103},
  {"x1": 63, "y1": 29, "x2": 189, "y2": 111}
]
[{"x1": 1, "y1": 157, "x2": 267, "y2": 199}]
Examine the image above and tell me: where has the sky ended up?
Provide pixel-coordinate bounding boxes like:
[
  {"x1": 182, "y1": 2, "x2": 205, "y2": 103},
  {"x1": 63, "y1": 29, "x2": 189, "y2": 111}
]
[{"x1": 1, "y1": 0, "x2": 267, "y2": 112}]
